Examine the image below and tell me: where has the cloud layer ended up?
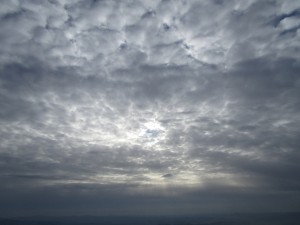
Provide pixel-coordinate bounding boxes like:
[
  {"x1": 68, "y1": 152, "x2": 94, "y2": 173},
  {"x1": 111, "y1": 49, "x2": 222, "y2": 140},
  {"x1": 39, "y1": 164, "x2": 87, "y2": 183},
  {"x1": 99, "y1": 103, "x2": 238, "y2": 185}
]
[{"x1": 0, "y1": 0, "x2": 300, "y2": 216}]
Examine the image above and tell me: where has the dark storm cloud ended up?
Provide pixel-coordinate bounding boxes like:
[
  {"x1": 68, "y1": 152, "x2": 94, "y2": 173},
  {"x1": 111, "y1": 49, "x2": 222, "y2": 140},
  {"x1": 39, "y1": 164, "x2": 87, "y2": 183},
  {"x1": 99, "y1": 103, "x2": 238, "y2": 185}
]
[{"x1": 0, "y1": 0, "x2": 300, "y2": 217}]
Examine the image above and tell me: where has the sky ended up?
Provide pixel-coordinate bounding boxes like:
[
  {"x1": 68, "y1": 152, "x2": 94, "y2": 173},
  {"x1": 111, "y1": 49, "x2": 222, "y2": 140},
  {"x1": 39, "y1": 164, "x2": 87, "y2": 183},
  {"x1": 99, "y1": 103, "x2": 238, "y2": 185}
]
[{"x1": 0, "y1": 0, "x2": 300, "y2": 217}]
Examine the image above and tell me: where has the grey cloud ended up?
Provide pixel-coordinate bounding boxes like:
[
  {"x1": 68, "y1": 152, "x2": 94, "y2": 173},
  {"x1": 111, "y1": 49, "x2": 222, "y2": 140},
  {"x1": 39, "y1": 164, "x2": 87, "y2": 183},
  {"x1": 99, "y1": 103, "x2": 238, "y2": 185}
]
[
  {"x1": 0, "y1": 0, "x2": 300, "y2": 217},
  {"x1": 271, "y1": 8, "x2": 300, "y2": 27},
  {"x1": 162, "y1": 173, "x2": 173, "y2": 179}
]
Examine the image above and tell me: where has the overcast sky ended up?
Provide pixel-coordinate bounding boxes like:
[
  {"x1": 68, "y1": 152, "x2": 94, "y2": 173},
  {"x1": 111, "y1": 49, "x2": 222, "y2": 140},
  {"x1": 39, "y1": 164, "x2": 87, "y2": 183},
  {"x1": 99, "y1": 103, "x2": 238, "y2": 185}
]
[{"x1": 0, "y1": 0, "x2": 300, "y2": 217}]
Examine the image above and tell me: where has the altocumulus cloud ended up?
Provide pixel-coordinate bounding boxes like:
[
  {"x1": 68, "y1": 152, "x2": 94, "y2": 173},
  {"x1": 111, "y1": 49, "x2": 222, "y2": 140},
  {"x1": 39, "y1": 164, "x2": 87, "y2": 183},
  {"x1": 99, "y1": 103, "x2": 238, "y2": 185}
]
[{"x1": 0, "y1": 0, "x2": 300, "y2": 217}]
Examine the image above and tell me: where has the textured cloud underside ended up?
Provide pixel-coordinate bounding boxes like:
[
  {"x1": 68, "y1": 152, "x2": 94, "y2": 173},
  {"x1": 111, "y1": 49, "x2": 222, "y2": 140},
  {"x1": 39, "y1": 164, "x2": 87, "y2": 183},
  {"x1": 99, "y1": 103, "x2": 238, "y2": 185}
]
[{"x1": 0, "y1": 0, "x2": 300, "y2": 215}]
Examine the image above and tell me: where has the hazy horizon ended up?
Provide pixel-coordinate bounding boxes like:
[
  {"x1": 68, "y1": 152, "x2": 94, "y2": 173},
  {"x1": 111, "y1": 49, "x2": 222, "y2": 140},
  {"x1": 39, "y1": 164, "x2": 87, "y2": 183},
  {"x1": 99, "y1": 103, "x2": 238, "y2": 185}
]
[{"x1": 1, "y1": 212, "x2": 300, "y2": 225}]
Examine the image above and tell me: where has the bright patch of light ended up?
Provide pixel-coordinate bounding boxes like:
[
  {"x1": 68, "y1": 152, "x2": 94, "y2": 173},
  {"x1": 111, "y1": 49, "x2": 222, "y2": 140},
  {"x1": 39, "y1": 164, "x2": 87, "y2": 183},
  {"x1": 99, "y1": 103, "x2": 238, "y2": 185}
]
[{"x1": 139, "y1": 120, "x2": 166, "y2": 147}]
